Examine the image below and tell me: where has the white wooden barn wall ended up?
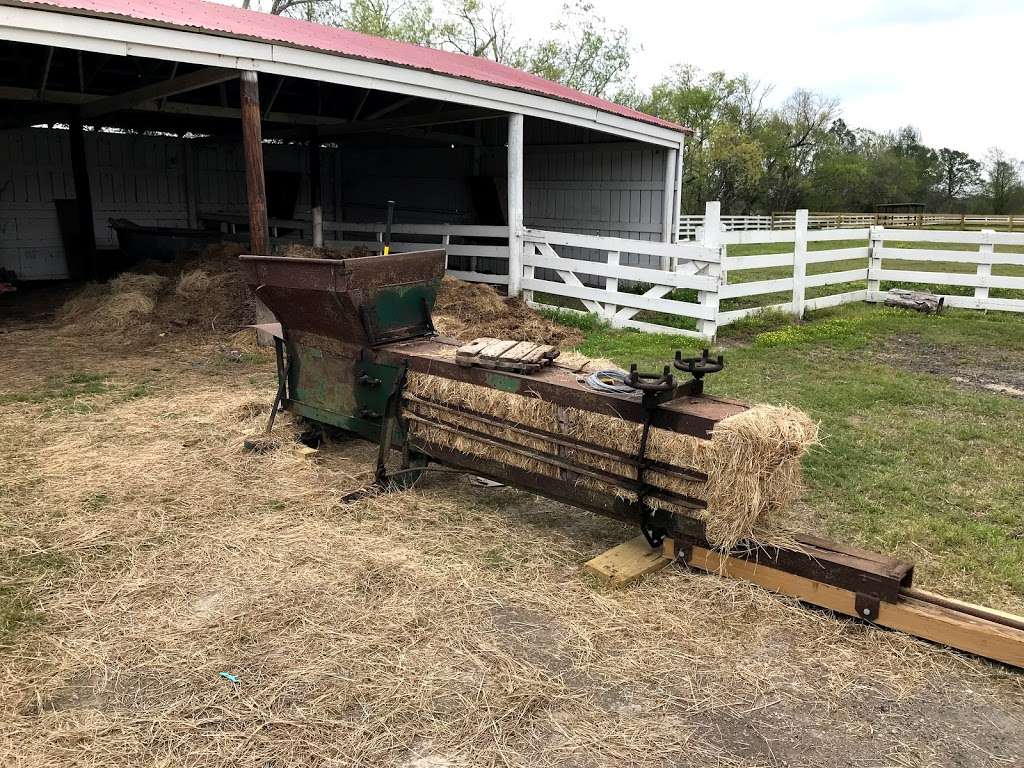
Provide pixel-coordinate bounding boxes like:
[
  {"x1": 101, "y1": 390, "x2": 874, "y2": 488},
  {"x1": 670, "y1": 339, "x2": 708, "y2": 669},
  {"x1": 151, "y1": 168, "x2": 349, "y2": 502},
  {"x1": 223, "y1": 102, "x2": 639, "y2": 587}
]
[
  {"x1": 1, "y1": 121, "x2": 673, "y2": 282},
  {"x1": 0, "y1": 128, "x2": 190, "y2": 279}
]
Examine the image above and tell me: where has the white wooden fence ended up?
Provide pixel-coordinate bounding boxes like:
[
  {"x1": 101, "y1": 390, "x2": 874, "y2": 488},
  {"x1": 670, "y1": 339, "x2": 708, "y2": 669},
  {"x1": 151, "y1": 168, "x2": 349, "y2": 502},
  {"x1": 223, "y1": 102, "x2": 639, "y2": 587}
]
[
  {"x1": 680, "y1": 210, "x2": 1023, "y2": 237},
  {"x1": 521, "y1": 203, "x2": 1024, "y2": 340},
  {"x1": 519, "y1": 226, "x2": 721, "y2": 337},
  {"x1": 203, "y1": 206, "x2": 1024, "y2": 341}
]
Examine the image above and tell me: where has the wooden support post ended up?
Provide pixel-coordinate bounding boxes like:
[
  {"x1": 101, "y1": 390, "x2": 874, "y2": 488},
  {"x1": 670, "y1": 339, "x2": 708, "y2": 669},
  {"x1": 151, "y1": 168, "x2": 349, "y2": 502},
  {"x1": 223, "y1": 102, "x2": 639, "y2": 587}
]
[
  {"x1": 696, "y1": 201, "x2": 721, "y2": 342},
  {"x1": 975, "y1": 229, "x2": 994, "y2": 309},
  {"x1": 673, "y1": 139, "x2": 684, "y2": 244},
  {"x1": 68, "y1": 113, "x2": 96, "y2": 281},
  {"x1": 506, "y1": 113, "x2": 524, "y2": 297},
  {"x1": 792, "y1": 208, "x2": 808, "y2": 319},
  {"x1": 866, "y1": 224, "x2": 884, "y2": 300},
  {"x1": 661, "y1": 147, "x2": 678, "y2": 260},
  {"x1": 240, "y1": 71, "x2": 274, "y2": 344},
  {"x1": 309, "y1": 127, "x2": 323, "y2": 248}
]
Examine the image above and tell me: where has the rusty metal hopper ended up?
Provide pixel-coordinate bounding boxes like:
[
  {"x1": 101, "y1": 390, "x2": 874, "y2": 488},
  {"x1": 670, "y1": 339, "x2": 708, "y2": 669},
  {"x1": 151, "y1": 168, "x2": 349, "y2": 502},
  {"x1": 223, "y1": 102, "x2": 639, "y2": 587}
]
[{"x1": 239, "y1": 249, "x2": 446, "y2": 346}]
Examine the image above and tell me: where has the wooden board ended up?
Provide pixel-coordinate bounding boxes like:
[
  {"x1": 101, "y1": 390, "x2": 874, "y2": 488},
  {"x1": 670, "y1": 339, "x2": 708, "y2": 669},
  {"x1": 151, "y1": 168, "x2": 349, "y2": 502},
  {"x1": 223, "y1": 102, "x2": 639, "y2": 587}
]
[
  {"x1": 584, "y1": 535, "x2": 673, "y2": 588},
  {"x1": 454, "y1": 338, "x2": 558, "y2": 374},
  {"x1": 665, "y1": 539, "x2": 1024, "y2": 668},
  {"x1": 455, "y1": 337, "x2": 498, "y2": 367}
]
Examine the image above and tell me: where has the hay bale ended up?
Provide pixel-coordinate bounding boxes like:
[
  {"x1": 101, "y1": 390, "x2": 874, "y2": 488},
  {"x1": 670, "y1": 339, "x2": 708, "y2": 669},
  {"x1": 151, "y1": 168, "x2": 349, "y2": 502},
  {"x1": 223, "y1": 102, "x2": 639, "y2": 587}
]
[{"x1": 404, "y1": 374, "x2": 818, "y2": 549}]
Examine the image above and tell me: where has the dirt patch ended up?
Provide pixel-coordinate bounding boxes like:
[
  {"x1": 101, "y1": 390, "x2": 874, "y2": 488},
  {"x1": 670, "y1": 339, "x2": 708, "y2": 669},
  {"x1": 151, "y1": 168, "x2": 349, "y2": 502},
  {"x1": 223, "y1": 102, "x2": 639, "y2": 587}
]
[
  {"x1": 875, "y1": 333, "x2": 1024, "y2": 399},
  {"x1": 432, "y1": 276, "x2": 583, "y2": 347}
]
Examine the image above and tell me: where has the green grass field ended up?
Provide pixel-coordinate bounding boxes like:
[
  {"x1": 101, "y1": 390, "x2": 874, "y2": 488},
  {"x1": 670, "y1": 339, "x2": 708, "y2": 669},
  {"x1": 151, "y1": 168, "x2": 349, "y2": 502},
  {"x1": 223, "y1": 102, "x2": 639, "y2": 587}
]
[{"x1": 546, "y1": 301, "x2": 1024, "y2": 610}]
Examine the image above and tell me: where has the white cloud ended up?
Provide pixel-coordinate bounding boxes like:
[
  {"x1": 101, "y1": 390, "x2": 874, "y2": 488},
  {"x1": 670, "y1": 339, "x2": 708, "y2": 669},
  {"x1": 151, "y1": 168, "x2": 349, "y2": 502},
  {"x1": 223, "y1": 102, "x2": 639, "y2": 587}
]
[{"x1": 509, "y1": 0, "x2": 1022, "y2": 159}]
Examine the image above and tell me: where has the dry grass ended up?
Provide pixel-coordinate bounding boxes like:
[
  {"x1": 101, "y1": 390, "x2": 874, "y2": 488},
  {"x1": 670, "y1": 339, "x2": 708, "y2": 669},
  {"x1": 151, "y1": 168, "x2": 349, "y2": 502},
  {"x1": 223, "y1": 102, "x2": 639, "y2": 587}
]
[{"x1": 0, "y1": 325, "x2": 1022, "y2": 767}]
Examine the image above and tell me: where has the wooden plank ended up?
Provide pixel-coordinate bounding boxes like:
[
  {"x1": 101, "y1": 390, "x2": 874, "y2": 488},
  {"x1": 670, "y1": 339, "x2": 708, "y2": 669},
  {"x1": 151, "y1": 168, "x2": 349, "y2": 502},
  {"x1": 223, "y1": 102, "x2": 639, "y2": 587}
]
[
  {"x1": 496, "y1": 340, "x2": 538, "y2": 362},
  {"x1": 521, "y1": 277, "x2": 714, "y2": 320},
  {"x1": 719, "y1": 276, "x2": 795, "y2": 299},
  {"x1": 478, "y1": 339, "x2": 519, "y2": 366},
  {"x1": 585, "y1": 535, "x2": 673, "y2": 588},
  {"x1": 672, "y1": 541, "x2": 1024, "y2": 668},
  {"x1": 520, "y1": 344, "x2": 557, "y2": 364},
  {"x1": 455, "y1": 337, "x2": 498, "y2": 367}
]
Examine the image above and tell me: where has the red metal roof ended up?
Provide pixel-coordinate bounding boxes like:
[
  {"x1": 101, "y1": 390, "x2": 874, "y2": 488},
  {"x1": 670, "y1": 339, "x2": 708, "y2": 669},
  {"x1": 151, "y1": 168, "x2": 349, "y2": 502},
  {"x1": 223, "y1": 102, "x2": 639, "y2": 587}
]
[{"x1": 9, "y1": 0, "x2": 685, "y2": 134}]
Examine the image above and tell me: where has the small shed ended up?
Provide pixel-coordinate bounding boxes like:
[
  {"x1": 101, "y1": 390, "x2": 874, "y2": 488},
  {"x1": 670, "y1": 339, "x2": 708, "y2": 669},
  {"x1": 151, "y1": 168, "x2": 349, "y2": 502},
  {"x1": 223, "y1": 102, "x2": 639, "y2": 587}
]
[{"x1": 0, "y1": 0, "x2": 688, "y2": 312}]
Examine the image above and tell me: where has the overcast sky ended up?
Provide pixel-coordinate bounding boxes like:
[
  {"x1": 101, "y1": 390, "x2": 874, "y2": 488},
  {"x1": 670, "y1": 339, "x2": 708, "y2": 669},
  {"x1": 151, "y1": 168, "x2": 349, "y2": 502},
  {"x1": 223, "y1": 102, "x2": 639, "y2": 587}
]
[{"x1": 227, "y1": 0, "x2": 1022, "y2": 160}]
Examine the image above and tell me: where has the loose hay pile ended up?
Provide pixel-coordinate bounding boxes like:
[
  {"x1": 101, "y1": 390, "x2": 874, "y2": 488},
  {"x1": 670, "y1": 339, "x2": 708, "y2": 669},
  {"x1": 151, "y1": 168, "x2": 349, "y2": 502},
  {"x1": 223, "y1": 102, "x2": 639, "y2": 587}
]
[
  {"x1": 57, "y1": 243, "x2": 254, "y2": 340},
  {"x1": 433, "y1": 276, "x2": 583, "y2": 346},
  {"x1": 405, "y1": 373, "x2": 818, "y2": 548}
]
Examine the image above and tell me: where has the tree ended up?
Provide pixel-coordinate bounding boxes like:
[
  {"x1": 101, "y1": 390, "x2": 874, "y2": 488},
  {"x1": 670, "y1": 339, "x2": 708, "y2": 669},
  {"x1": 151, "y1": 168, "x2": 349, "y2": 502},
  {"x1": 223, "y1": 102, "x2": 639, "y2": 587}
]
[
  {"x1": 934, "y1": 148, "x2": 981, "y2": 202},
  {"x1": 521, "y1": 2, "x2": 634, "y2": 99},
  {"x1": 985, "y1": 148, "x2": 1023, "y2": 214},
  {"x1": 439, "y1": 0, "x2": 521, "y2": 63}
]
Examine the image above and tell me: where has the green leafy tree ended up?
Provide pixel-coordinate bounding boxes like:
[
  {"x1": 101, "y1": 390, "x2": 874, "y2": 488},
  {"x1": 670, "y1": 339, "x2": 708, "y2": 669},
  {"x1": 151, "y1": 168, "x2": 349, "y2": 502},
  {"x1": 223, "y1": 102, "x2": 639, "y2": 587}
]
[
  {"x1": 985, "y1": 148, "x2": 1023, "y2": 214},
  {"x1": 934, "y1": 148, "x2": 982, "y2": 204}
]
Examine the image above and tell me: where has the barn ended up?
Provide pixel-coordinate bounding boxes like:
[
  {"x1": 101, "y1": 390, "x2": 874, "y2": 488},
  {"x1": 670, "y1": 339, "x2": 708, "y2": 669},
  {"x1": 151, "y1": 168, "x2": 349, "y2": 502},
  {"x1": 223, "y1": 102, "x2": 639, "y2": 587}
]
[{"x1": 0, "y1": 0, "x2": 689, "y2": 324}]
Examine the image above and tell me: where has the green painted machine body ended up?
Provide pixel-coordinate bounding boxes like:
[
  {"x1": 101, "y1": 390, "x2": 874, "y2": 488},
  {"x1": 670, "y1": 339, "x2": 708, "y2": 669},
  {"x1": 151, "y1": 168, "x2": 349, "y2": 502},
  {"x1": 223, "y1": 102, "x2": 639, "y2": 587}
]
[{"x1": 239, "y1": 249, "x2": 447, "y2": 440}]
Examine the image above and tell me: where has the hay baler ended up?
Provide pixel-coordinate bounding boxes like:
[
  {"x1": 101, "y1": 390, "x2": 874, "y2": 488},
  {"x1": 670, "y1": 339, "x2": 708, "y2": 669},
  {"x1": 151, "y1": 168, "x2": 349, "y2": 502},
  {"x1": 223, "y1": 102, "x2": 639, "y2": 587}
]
[{"x1": 240, "y1": 248, "x2": 1024, "y2": 669}]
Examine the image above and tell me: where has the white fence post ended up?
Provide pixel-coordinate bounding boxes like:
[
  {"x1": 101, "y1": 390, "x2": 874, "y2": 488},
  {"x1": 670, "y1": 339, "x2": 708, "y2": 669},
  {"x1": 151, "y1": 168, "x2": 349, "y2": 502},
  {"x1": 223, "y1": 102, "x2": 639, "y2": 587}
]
[
  {"x1": 696, "y1": 201, "x2": 722, "y2": 341},
  {"x1": 605, "y1": 250, "x2": 620, "y2": 319},
  {"x1": 976, "y1": 229, "x2": 994, "y2": 308},
  {"x1": 506, "y1": 113, "x2": 524, "y2": 297},
  {"x1": 867, "y1": 225, "x2": 885, "y2": 299},
  {"x1": 792, "y1": 209, "x2": 808, "y2": 318}
]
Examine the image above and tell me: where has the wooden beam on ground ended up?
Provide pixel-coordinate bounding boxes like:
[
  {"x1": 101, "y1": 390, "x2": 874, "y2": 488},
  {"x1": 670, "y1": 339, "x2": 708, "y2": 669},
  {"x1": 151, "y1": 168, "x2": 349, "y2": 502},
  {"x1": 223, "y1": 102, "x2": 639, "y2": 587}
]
[
  {"x1": 240, "y1": 71, "x2": 273, "y2": 345},
  {"x1": 80, "y1": 66, "x2": 239, "y2": 118},
  {"x1": 666, "y1": 539, "x2": 1024, "y2": 668},
  {"x1": 584, "y1": 535, "x2": 673, "y2": 588}
]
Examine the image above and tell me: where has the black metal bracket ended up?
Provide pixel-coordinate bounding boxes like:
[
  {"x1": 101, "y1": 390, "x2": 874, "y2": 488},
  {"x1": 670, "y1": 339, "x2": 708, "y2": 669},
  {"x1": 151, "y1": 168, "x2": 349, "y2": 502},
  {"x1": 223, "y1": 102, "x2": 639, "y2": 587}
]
[
  {"x1": 673, "y1": 349, "x2": 724, "y2": 396},
  {"x1": 265, "y1": 336, "x2": 290, "y2": 435},
  {"x1": 855, "y1": 592, "x2": 881, "y2": 622}
]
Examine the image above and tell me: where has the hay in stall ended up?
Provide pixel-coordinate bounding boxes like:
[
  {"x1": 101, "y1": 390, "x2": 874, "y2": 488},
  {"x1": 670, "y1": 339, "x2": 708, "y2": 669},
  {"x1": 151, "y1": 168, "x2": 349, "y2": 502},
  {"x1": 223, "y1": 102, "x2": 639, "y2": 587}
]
[
  {"x1": 405, "y1": 373, "x2": 818, "y2": 549},
  {"x1": 57, "y1": 272, "x2": 167, "y2": 333}
]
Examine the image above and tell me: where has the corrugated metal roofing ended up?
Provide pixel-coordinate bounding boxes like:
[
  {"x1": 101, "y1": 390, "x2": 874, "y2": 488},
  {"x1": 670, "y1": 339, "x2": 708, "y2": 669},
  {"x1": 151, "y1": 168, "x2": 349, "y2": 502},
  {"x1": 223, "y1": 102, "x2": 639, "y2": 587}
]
[{"x1": 8, "y1": 0, "x2": 685, "y2": 133}]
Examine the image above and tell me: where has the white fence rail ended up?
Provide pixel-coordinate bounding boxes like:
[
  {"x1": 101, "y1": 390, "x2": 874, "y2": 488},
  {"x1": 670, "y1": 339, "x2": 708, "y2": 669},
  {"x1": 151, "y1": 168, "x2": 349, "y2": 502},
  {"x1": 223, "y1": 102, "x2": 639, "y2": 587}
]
[{"x1": 681, "y1": 210, "x2": 1023, "y2": 237}]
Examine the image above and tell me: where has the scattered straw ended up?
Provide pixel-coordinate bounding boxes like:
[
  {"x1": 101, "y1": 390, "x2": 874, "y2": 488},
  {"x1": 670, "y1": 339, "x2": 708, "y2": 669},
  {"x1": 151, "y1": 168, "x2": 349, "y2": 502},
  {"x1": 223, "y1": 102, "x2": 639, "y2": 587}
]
[{"x1": 0, "y1": 325, "x2": 1019, "y2": 767}]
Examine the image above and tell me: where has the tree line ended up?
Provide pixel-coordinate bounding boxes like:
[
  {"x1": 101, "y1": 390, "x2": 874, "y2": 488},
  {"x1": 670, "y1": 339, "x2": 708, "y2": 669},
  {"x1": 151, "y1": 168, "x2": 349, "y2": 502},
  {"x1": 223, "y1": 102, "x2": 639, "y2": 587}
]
[{"x1": 263, "y1": 0, "x2": 1024, "y2": 216}]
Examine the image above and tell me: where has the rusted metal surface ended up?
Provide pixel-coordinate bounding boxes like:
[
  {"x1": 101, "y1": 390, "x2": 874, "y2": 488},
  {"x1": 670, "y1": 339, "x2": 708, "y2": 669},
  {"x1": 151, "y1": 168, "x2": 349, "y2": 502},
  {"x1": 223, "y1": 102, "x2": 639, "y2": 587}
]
[{"x1": 240, "y1": 250, "x2": 446, "y2": 347}]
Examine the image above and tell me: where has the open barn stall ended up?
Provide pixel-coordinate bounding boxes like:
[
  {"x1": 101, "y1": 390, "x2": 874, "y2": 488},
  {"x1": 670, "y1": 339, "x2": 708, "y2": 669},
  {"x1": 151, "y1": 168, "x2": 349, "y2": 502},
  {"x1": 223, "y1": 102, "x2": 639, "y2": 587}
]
[{"x1": 0, "y1": 8, "x2": 685, "y2": 293}]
